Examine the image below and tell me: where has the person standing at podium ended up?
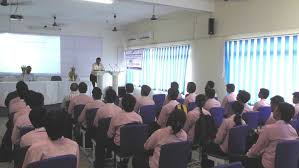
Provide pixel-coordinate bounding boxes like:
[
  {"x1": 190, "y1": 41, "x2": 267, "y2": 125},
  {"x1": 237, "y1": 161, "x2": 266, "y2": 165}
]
[{"x1": 90, "y1": 57, "x2": 105, "y2": 88}]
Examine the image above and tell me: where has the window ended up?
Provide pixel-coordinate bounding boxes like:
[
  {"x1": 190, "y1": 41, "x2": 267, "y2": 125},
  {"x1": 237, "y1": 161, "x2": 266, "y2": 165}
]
[
  {"x1": 127, "y1": 44, "x2": 190, "y2": 93},
  {"x1": 225, "y1": 35, "x2": 299, "y2": 103}
]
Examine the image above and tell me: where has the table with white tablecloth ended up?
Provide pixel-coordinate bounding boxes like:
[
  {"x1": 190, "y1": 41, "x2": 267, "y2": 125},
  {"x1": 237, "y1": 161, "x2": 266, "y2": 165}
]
[{"x1": 0, "y1": 81, "x2": 92, "y2": 107}]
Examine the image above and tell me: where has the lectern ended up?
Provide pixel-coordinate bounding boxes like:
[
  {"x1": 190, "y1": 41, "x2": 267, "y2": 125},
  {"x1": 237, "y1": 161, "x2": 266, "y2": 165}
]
[
  {"x1": 95, "y1": 71, "x2": 106, "y2": 90},
  {"x1": 108, "y1": 71, "x2": 121, "y2": 93}
]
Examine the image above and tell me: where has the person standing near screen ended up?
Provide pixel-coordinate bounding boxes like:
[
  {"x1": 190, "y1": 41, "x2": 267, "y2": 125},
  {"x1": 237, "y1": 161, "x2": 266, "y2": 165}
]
[
  {"x1": 24, "y1": 66, "x2": 35, "y2": 81},
  {"x1": 90, "y1": 57, "x2": 104, "y2": 88}
]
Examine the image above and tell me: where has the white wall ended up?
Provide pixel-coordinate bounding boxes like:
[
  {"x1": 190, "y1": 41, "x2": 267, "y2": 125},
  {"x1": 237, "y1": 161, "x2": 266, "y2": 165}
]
[{"x1": 125, "y1": 0, "x2": 299, "y2": 100}]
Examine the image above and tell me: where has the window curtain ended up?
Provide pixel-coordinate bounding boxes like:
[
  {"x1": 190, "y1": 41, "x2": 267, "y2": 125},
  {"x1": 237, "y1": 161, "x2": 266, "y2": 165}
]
[
  {"x1": 225, "y1": 35, "x2": 299, "y2": 103},
  {"x1": 127, "y1": 45, "x2": 190, "y2": 94}
]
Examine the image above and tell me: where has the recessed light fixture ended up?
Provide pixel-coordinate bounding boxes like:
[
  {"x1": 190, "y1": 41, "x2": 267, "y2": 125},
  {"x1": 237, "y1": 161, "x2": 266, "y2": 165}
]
[{"x1": 82, "y1": 0, "x2": 113, "y2": 4}]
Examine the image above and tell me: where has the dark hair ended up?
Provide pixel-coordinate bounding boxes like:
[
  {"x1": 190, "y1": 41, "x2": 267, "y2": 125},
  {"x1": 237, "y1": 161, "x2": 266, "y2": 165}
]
[
  {"x1": 278, "y1": 102, "x2": 295, "y2": 123},
  {"x1": 92, "y1": 87, "x2": 102, "y2": 100},
  {"x1": 78, "y1": 82, "x2": 88, "y2": 93},
  {"x1": 122, "y1": 94, "x2": 136, "y2": 112},
  {"x1": 270, "y1": 95, "x2": 285, "y2": 105},
  {"x1": 24, "y1": 91, "x2": 44, "y2": 108},
  {"x1": 96, "y1": 57, "x2": 101, "y2": 61},
  {"x1": 166, "y1": 109, "x2": 186, "y2": 134},
  {"x1": 226, "y1": 84, "x2": 235, "y2": 93},
  {"x1": 141, "y1": 85, "x2": 151, "y2": 96},
  {"x1": 196, "y1": 94, "x2": 207, "y2": 109},
  {"x1": 237, "y1": 90, "x2": 251, "y2": 103},
  {"x1": 259, "y1": 88, "x2": 270, "y2": 99},
  {"x1": 16, "y1": 81, "x2": 29, "y2": 99},
  {"x1": 205, "y1": 88, "x2": 216, "y2": 99},
  {"x1": 125, "y1": 83, "x2": 134, "y2": 93},
  {"x1": 187, "y1": 82, "x2": 196, "y2": 93},
  {"x1": 205, "y1": 81, "x2": 215, "y2": 89},
  {"x1": 45, "y1": 110, "x2": 66, "y2": 141},
  {"x1": 167, "y1": 88, "x2": 179, "y2": 100},
  {"x1": 105, "y1": 88, "x2": 117, "y2": 103},
  {"x1": 29, "y1": 107, "x2": 47, "y2": 128},
  {"x1": 171, "y1": 82, "x2": 179, "y2": 90},
  {"x1": 70, "y1": 83, "x2": 78, "y2": 92},
  {"x1": 231, "y1": 101, "x2": 244, "y2": 126}
]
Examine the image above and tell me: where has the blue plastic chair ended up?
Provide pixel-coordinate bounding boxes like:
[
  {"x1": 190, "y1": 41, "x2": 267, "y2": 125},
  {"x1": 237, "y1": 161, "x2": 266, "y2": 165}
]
[
  {"x1": 242, "y1": 112, "x2": 259, "y2": 129},
  {"x1": 177, "y1": 98, "x2": 185, "y2": 104},
  {"x1": 153, "y1": 94, "x2": 166, "y2": 107},
  {"x1": 74, "y1": 104, "x2": 85, "y2": 122},
  {"x1": 258, "y1": 106, "x2": 272, "y2": 126},
  {"x1": 188, "y1": 102, "x2": 197, "y2": 112},
  {"x1": 210, "y1": 107, "x2": 225, "y2": 128},
  {"x1": 159, "y1": 141, "x2": 192, "y2": 168},
  {"x1": 228, "y1": 125, "x2": 249, "y2": 161},
  {"x1": 275, "y1": 140, "x2": 299, "y2": 168},
  {"x1": 289, "y1": 119, "x2": 299, "y2": 135},
  {"x1": 85, "y1": 108, "x2": 99, "y2": 129},
  {"x1": 139, "y1": 105, "x2": 157, "y2": 124},
  {"x1": 27, "y1": 154, "x2": 77, "y2": 168},
  {"x1": 213, "y1": 162, "x2": 243, "y2": 168},
  {"x1": 20, "y1": 126, "x2": 34, "y2": 137}
]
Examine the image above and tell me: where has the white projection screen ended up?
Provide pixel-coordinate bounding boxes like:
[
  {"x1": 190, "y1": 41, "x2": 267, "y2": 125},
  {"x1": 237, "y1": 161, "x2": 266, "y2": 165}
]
[{"x1": 0, "y1": 33, "x2": 60, "y2": 74}]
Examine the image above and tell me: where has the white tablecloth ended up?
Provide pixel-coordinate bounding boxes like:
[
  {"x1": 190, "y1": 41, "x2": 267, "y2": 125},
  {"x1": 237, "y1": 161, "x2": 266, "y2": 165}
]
[{"x1": 0, "y1": 81, "x2": 92, "y2": 107}]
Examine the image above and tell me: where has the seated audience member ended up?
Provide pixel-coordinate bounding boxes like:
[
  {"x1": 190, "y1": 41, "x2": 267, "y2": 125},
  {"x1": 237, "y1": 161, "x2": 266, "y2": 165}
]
[
  {"x1": 164, "y1": 81, "x2": 182, "y2": 105},
  {"x1": 12, "y1": 91, "x2": 44, "y2": 145},
  {"x1": 292, "y1": 92, "x2": 299, "y2": 117},
  {"x1": 22, "y1": 110, "x2": 80, "y2": 168},
  {"x1": 184, "y1": 82, "x2": 197, "y2": 105},
  {"x1": 253, "y1": 88, "x2": 270, "y2": 111},
  {"x1": 184, "y1": 94, "x2": 210, "y2": 141},
  {"x1": 61, "y1": 83, "x2": 79, "y2": 111},
  {"x1": 157, "y1": 88, "x2": 179, "y2": 127},
  {"x1": 237, "y1": 90, "x2": 252, "y2": 113},
  {"x1": 5, "y1": 81, "x2": 28, "y2": 108},
  {"x1": 107, "y1": 94, "x2": 143, "y2": 146},
  {"x1": 265, "y1": 96, "x2": 285, "y2": 125},
  {"x1": 205, "y1": 80, "x2": 218, "y2": 98},
  {"x1": 125, "y1": 83, "x2": 135, "y2": 95},
  {"x1": 204, "y1": 88, "x2": 221, "y2": 111},
  {"x1": 8, "y1": 81, "x2": 29, "y2": 114},
  {"x1": 78, "y1": 87, "x2": 105, "y2": 126},
  {"x1": 221, "y1": 84, "x2": 237, "y2": 108},
  {"x1": 208, "y1": 101, "x2": 245, "y2": 155},
  {"x1": 246, "y1": 102, "x2": 298, "y2": 168},
  {"x1": 20, "y1": 106, "x2": 47, "y2": 147},
  {"x1": 134, "y1": 85, "x2": 155, "y2": 112},
  {"x1": 93, "y1": 88, "x2": 122, "y2": 127},
  {"x1": 23, "y1": 66, "x2": 35, "y2": 81},
  {"x1": 68, "y1": 82, "x2": 93, "y2": 116},
  {"x1": 143, "y1": 109, "x2": 187, "y2": 168}
]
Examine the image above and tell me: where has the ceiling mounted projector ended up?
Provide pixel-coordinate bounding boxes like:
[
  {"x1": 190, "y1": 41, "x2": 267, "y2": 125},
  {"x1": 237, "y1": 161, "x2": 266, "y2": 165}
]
[{"x1": 10, "y1": 14, "x2": 24, "y2": 21}]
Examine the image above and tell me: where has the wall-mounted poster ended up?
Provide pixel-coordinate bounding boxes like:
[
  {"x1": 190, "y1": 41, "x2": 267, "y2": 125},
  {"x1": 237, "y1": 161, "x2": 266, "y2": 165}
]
[{"x1": 125, "y1": 49, "x2": 144, "y2": 70}]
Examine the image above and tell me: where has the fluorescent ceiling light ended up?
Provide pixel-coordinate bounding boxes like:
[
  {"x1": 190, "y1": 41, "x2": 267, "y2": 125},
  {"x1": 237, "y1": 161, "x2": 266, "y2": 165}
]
[{"x1": 82, "y1": 0, "x2": 113, "y2": 4}]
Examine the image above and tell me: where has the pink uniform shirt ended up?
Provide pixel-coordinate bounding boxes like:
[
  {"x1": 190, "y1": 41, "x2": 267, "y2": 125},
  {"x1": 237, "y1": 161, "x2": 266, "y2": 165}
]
[
  {"x1": 93, "y1": 103, "x2": 122, "y2": 127},
  {"x1": 183, "y1": 107, "x2": 211, "y2": 141},
  {"x1": 204, "y1": 98, "x2": 221, "y2": 111},
  {"x1": 78, "y1": 100, "x2": 105, "y2": 126},
  {"x1": 144, "y1": 127, "x2": 187, "y2": 168},
  {"x1": 68, "y1": 93, "x2": 93, "y2": 115},
  {"x1": 184, "y1": 93, "x2": 196, "y2": 105},
  {"x1": 253, "y1": 99, "x2": 270, "y2": 111},
  {"x1": 134, "y1": 96, "x2": 155, "y2": 113},
  {"x1": 247, "y1": 120, "x2": 298, "y2": 168},
  {"x1": 9, "y1": 98, "x2": 27, "y2": 114},
  {"x1": 12, "y1": 112, "x2": 33, "y2": 145},
  {"x1": 221, "y1": 93, "x2": 237, "y2": 108},
  {"x1": 243, "y1": 103, "x2": 253, "y2": 113},
  {"x1": 22, "y1": 137, "x2": 80, "y2": 168},
  {"x1": 163, "y1": 93, "x2": 182, "y2": 105},
  {"x1": 107, "y1": 111, "x2": 143, "y2": 146},
  {"x1": 13, "y1": 106, "x2": 31, "y2": 124},
  {"x1": 214, "y1": 114, "x2": 246, "y2": 153},
  {"x1": 157, "y1": 100, "x2": 179, "y2": 127},
  {"x1": 20, "y1": 127, "x2": 48, "y2": 147},
  {"x1": 265, "y1": 113, "x2": 276, "y2": 125}
]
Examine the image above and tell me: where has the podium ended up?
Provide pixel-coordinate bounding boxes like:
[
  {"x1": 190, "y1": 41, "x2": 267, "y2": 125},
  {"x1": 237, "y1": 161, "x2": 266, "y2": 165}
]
[
  {"x1": 95, "y1": 71, "x2": 106, "y2": 90},
  {"x1": 95, "y1": 70, "x2": 122, "y2": 92}
]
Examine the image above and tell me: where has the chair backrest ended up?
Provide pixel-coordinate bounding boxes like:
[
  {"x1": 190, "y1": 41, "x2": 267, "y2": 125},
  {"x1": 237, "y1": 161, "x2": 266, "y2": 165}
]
[
  {"x1": 290, "y1": 119, "x2": 299, "y2": 135},
  {"x1": 120, "y1": 124, "x2": 149, "y2": 156},
  {"x1": 73, "y1": 104, "x2": 85, "y2": 121},
  {"x1": 188, "y1": 102, "x2": 197, "y2": 112},
  {"x1": 20, "y1": 126, "x2": 35, "y2": 137},
  {"x1": 85, "y1": 108, "x2": 98, "y2": 129},
  {"x1": 14, "y1": 146, "x2": 30, "y2": 168},
  {"x1": 50, "y1": 76, "x2": 62, "y2": 81},
  {"x1": 159, "y1": 141, "x2": 192, "y2": 168},
  {"x1": 242, "y1": 112, "x2": 259, "y2": 129},
  {"x1": 139, "y1": 105, "x2": 157, "y2": 124},
  {"x1": 96, "y1": 117, "x2": 112, "y2": 145},
  {"x1": 153, "y1": 94, "x2": 166, "y2": 107},
  {"x1": 224, "y1": 102, "x2": 235, "y2": 116},
  {"x1": 213, "y1": 162, "x2": 243, "y2": 168},
  {"x1": 26, "y1": 154, "x2": 77, "y2": 168},
  {"x1": 210, "y1": 107, "x2": 225, "y2": 128},
  {"x1": 275, "y1": 140, "x2": 299, "y2": 168},
  {"x1": 228, "y1": 125, "x2": 249, "y2": 156},
  {"x1": 177, "y1": 98, "x2": 185, "y2": 104},
  {"x1": 258, "y1": 106, "x2": 272, "y2": 125}
]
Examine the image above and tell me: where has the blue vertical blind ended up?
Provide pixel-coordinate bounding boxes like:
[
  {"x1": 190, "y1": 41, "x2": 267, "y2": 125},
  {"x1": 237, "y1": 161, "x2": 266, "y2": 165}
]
[
  {"x1": 127, "y1": 45, "x2": 190, "y2": 93},
  {"x1": 225, "y1": 35, "x2": 299, "y2": 103}
]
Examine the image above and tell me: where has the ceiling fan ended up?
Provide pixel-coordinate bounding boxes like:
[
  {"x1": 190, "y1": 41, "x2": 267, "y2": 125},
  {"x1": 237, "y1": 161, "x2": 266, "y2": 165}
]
[
  {"x1": 112, "y1": 13, "x2": 118, "y2": 32},
  {"x1": 0, "y1": 0, "x2": 32, "y2": 6},
  {"x1": 28, "y1": 16, "x2": 65, "y2": 31},
  {"x1": 150, "y1": 5, "x2": 158, "y2": 21}
]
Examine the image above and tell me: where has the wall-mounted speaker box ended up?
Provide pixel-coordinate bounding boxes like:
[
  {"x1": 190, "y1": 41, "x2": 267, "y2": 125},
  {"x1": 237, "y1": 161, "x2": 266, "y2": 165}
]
[{"x1": 209, "y1": 18, "x2": 215, "y2": 35}]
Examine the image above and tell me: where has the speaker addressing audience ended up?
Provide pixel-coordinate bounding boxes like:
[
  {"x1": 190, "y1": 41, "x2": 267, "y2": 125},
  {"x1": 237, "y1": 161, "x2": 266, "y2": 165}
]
[
  {"x1": 184, "y1": 82, "x2": 197, "y2": 105},
  {"x1": 253, "y1": 88, "x2": 270, "y2": 111},
  {"x1": 265, "y1": 95, "x2": 285, "y2": 125},
  {"x1": 90, "y1": 57, "x2": 105, "y2": 88}
]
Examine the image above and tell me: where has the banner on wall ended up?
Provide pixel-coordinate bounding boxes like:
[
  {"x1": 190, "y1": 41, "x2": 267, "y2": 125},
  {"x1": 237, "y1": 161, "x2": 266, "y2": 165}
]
[{"x1": 125, "y1": 49, "x2": 144, "y2": 70}]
